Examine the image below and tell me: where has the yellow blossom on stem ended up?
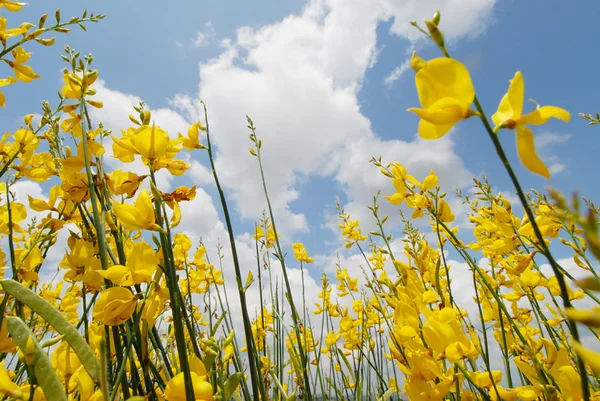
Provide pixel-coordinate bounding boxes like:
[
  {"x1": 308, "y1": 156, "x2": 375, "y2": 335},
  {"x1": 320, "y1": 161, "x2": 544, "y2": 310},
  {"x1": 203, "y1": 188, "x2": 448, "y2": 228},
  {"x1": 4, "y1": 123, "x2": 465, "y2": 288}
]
[
  {"x1": 492, "y1": 71, "x2": 570, "y2": 179},
  {"x1": 92, "y1": 287, "x2": 137, "y2": 326},
  {"x1": 292, "y1": 242, "x2": 314, "y2": 263},
  {"x1": 6, "y1": 47, "x2": 40, "y2": 82},
  {"x1": 407, "y1": 56, "x2": 475, "y2": 140},
  {"x1": 0, "y1": 0, "x2": 25, "y2": 12},
  {"x1": 165, "y1": 372, "x2": 213, "y2": 401},
  {"x1": 112, "y1": 189, "x2": 160, "y2": 231}
]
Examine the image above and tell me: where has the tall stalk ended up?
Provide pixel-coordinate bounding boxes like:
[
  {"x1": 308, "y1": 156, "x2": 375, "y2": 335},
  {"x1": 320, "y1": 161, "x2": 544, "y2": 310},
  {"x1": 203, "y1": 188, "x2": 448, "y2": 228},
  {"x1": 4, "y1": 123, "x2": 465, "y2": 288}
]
[{"x1": 201, "y1": 102, "x2": 267, "y2": 401}]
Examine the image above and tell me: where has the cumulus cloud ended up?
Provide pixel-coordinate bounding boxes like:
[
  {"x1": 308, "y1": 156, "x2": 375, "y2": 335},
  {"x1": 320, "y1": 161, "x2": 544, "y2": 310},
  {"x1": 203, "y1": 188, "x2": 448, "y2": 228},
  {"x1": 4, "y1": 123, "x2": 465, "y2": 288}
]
[
  {"x1": 181, "y1": 0, "x2": 497, "y2": 240},
  {"x1": 193, "y1": 22, "x2": 217, "y2": 48},
  {"x1": 60, "y1": 0, "x2": 499, "y2": 335},
  {"x1": 536, "y1": 131, "x2": 573, "y2": 175}
]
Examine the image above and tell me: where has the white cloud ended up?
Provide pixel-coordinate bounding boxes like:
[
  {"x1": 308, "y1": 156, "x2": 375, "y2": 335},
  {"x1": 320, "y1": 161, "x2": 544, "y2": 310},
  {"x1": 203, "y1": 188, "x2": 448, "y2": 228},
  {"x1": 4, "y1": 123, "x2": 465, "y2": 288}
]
[
  {"x1": 193, "y1": 21, "x2": 217, "y2": 48},
  {"x1": 384, "y1": 56, "x2": 411, "y2": 86},
  {"x1": 54, "y1": 0, "x2": 499, "y2": 343},
  {"x1": 189, "y1": 0, "x2": 496, "y2": 240},
  {"x1": 536, "y1": 131, "x2": 572, "y2": 175}
]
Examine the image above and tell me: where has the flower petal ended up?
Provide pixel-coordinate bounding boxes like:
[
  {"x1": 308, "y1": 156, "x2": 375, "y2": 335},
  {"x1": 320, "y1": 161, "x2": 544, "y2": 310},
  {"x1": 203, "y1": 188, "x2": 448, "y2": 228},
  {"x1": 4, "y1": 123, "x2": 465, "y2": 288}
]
[
  {"x1": 417, "y1": 118, "x2": 454, "y2": 140},
  {"x1": 492, "y1": 71, "x2": 524, "y2": 126},
  {"x1": 408, "y1": 97, "x2": 466, "y2": 125},
  {"x1": 415, "y1": 58, "x2": 475, "y2": 108},
  {"x1": 519, "y1": 105, "x2": 570, "y2": 125},
  {"x1": 515, "y1": 125, "x2": 550, "y2": 179}
]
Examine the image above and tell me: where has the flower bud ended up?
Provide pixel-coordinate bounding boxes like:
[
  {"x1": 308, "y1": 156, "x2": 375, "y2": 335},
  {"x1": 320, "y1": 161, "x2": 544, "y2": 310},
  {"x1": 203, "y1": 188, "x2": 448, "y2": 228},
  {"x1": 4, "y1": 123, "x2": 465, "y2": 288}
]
[
  {"x1": 425, "y1": 19, "x2": 445, "y2": 49},
  {"x1": 142, "y1": 109, "x2": 151, "y2": 125},
  {"x1": 431, "y1": 10, "x2": 441, "y2": 26},
  {"x1": 128, "y1": 113, "x2": 141, "y2": 125},
  {"x1": 20, "y1": 22, "x2": 35, "y2": 31},
  {"x1": 24, "y1": 335, "x2": 36, "y2": 365},
  {"x1": 36, "y1": 37, "x2": 56, "y2": 47}
]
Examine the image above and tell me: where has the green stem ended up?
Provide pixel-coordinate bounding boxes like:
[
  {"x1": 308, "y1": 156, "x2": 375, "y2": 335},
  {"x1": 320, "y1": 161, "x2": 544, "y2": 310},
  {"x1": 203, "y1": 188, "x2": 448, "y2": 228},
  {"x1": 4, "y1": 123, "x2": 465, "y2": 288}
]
[
  {"x1": 250, "y1": 121, "x2": 313, "y2": 401},
  {"x1": 472, "y1": 96, "x2": 590, "y2": 401},
  {"x1": 201, "y1": 102, "x2": 266, "y2": 401}
]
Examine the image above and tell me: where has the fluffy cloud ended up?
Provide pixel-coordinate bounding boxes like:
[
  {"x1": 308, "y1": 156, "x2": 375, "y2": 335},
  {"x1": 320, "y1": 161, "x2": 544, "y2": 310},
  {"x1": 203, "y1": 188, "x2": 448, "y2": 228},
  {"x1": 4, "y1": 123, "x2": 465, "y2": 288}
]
[
  {"x1": 177, "y1": 0, "x2": 497, "y2": 240},
  {"x1": 64, "y1": 0, "x2": 498, "y2": 337}
]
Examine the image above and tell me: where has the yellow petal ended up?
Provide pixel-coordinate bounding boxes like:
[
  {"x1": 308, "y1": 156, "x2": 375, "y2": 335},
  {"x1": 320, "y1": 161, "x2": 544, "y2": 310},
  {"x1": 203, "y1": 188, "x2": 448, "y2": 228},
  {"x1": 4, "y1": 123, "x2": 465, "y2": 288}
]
[
  {"x1": 415, "y1": 58, "x2": 475, "y2": 108},
  {"x1": 574, "y1": 342, "x2": 600, "y2": 375},
  {"x1": 384, "y1": 192, "x2": 405, "y2": 205},
  {"x1": 408, "y1": 98, "x2": 466, "y2": 125},
  {"x1": 492, "y1": 71, "x2": 524, "y2": 126},
  {"x1": 28, "y1": 196, "x2": 51, "y2": 212},
  {"x1": 132, "y1": 124, "x2": 170, "y2": 160},
  {"x1": 98, "y1": 265, "x2": 132, "y2": 286},
  {"x1": 564, "y1": 308, "x2": 600, "y2": 328},
  {"x1": 519, "y1": 105, "x2": 570, "y2": 125},
  {"x1": 515, "y1": 125, "x2": 550, "y2": 179},
  {"x1": 417, "y1": 118, "x2": 454, "y2": 140},
  {"x1": 112, "y1": 203, "x2": 146, "y2": 231}
]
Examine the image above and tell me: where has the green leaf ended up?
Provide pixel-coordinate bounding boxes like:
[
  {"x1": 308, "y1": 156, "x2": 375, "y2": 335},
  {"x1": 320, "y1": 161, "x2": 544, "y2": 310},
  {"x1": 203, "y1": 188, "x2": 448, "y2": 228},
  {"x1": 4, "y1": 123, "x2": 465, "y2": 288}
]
[
  {"x1": 0, "y1": 279, "x2": 101, "y2": 384},
  {"x1": 7, "y1": 317, "x2": 68, "y2": 401}
]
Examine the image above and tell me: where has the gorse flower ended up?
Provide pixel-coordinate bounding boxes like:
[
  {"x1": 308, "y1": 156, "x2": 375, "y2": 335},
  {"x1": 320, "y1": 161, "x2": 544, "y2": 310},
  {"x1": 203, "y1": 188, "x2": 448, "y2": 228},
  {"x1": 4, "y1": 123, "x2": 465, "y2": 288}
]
[
  {"x1": 492, "y1": 71, "x2": 570, "y2": 179},
  {"x1": 408, "y1": 55, "x2": 476, "y2": 140}
]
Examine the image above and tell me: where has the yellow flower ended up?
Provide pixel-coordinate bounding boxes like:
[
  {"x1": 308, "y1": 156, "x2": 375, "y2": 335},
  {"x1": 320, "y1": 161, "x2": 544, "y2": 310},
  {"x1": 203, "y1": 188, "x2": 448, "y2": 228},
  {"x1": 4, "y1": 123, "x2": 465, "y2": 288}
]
[
  {"x1": 164, "y1": 372, "x2": 213, "y2": 401},
  {"x1": 574, "y1": 342, "x2": 600, "y2": 375},
  {"x1": 131, "y1": 124, "x2": 171, "y2": 161},
  {"x1": 108, "y1": 169, "x2": 147, "y2": 198},
  {"x1": 0, "y1": 75, "x2": 17, "y2": 107},
  {"x1": 407, "y1": 56, "x2": 475, "y2": 140},
  {"x1": 492, "y1": 71, "x2": 570, "y2": 179},
  {"x1": 0, "y1": 0, "x2": 25, "y2": 12},
  {"x1": 92, "y1": 287, "x2": 137, "y2": 326},
  {"x1": 112, "y1": 189, "x2": 159, "y2": 231},
  {"x1": 7, "y1": 47, "x2": 40, "y2": 82},
  {"x1": 0, "y1": 365, "x2": 20, "y2": 397},
  {"x1": 60, "y1": 71, "x2": 98, "y2": 99},
  {"x1": 292, "y1": 242, "x2": 314, "y2": 263},
  {"x1": 179, "y1": 122, "x2": 206, "y2": 150}
]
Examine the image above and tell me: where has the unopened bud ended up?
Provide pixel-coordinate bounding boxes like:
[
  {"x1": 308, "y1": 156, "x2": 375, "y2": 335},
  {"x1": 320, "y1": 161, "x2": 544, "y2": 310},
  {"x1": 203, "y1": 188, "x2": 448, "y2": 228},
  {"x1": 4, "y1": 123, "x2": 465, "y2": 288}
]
[
  {"x1": 128, "y1": 113, "x2": 141, "y2": 125},
  {"x1": 431, "y1": 10, "x2": 441, "y2": 26},
  {"x1": 28, "y1": 28, "x2": 45, "y2": 40},
  {"x1": 36, "y1": 37, "x2": 56, "y2": 46},
  {"x1": 425, "y1": 20, "x2": 445, "y2": 49},
  {"x1": 20, "y1": 22, "x2": 35, "y2": 31},
  {"x1": 142, "y1": 109, "x2": 151, "y2": 125},
  {"x1": 24, "y1": 114, "x2": 34, "y2": 127},
  {"x1": 86, "y1": 99, "x2": 103, "y2": 108},
  {"x1": 24, "y1": 335, "x2": 36, "y2": 365}
]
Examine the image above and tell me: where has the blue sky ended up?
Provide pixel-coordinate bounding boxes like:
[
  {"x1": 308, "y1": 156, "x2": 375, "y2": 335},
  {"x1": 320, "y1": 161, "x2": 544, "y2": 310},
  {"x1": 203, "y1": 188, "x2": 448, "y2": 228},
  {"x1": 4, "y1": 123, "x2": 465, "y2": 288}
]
[{"x1": 3, "y1": 0, "x2": 600, "y2": 283}]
